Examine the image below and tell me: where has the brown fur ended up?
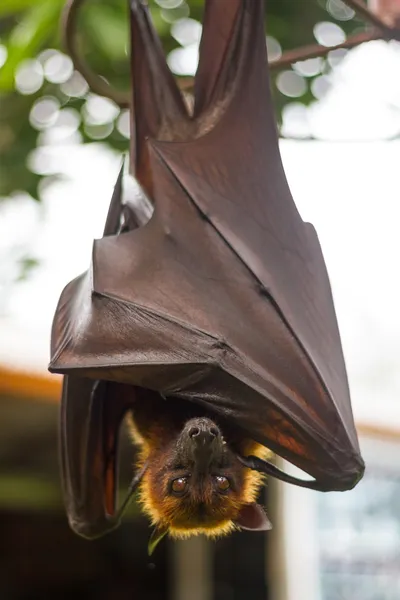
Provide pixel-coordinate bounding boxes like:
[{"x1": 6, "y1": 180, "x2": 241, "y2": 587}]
[{"x1": 128, "y1": 392, "x2": 271, "y2": 539}]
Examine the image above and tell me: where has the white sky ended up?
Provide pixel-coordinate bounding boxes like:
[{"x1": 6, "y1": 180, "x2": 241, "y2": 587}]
[{"x1": 0, "y1": 39, "x2": 399, "y2": 428}]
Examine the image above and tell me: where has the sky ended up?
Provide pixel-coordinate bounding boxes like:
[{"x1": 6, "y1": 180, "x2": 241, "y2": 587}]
[{"x1": 0, "y1": 37, "x2": 399, "y2": 428}]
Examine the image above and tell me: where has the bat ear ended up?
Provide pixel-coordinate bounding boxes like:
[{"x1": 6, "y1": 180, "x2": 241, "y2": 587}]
[
  {"x1": 234, "y1": 503, "x2": 272, "y2": 532},
  {"x1": 148, "y1": 524, "x2": 169, "y2": 556}
]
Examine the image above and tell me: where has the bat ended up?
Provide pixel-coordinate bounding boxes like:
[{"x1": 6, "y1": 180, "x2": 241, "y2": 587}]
[{"x1": 49, "y1": 0, "x2": 365, "y2": 550}]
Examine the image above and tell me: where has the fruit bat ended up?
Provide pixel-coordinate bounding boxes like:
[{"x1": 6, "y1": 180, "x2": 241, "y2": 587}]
[{"x1": 49, "y1": 0, "x2": 365, "y2": 548}]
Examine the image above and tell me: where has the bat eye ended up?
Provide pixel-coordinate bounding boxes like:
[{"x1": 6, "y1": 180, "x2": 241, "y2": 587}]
[
  {"x1": 215, "y1": 476, "x2": 230, "y2": 492},
  {"x1": 171, "y1": 477, "x2": 188, "y2": 495}
]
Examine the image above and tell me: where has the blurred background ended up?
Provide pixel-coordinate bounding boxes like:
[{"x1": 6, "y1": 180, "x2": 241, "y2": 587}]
[{"x1": 1, "y1": 0, "x2": 400, "y2": 598}]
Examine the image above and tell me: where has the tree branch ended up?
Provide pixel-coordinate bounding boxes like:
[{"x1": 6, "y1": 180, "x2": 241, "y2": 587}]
[{"x1": 269, "y1": 29, "x2": 382, "y2": 70}]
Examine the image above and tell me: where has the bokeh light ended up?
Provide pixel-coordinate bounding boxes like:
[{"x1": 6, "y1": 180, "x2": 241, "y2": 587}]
[
  {"x1": 15, "y1": 59, "x2": 43, "y2": 95},
  {"x1": 314, "y1": 21, "x2": 346, "y2": 47},
  {"x1": 51, "y1": 108, "x2": 81, "y2": 141},
  {"x1": 117, "y1": 109, "x2": 130, "y2": 139},
  {"x1": 294, "y1": 57, "x2": 324, "y2": 78},
  {"x1": 160, "y1": 3, "x2": 190, "y2": 23},
  {"x1": 0, "y1": 44, "x2": 7, "y2": 68},
  {"x1": 311, "y1": 75, "x2": 331, "y2": 100},
  {"x1": 60, "y1": 71, "x2": 89, "y2": 98},
  {"x1": 155, "y1": 0, "x2": 184, "y2": 8},
  {"x1": 171, "y1": 17, "x2": 202, "y2": 46},
  {"x1": 43, "y1": 51, "x2": 74, "y2": 85},
  {"x1": 276, "y1": 70, "x2": 307, "y2": 98},
  {"x1": 326, "y1": 0, "x2": 355, "y2": 21},
  {"x1": 83, "y1": 94, "x2": 120, "y2": 126},
  {"x1": 168, "y1": 43, "x2": 199, "y2": 75},
  {"x1": 29, "y1": 97, "x2": 60, "y2": 131},
  {"x1": 266, "y1": 36, "x2": 282, "y2": 61},
  {"x1": 84, "y1": 121, "x2": 114, "y2": 140}
]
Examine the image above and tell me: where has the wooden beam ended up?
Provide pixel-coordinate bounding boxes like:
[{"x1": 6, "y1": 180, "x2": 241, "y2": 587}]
[
  {"x1": 0, "y1": 367, "x2": 61, "y2": 403},
  {"x1": 357, "y1": 422, "x2": 400, "y2": 442}
]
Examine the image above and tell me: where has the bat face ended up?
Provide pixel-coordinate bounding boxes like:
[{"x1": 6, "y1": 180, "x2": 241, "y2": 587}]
[
  {"x1": 130, "y1": 400, "x2": 272, "y2": 552},
  {"x1": 141, "y1": 417, "x2": 247, "y2": 532}
]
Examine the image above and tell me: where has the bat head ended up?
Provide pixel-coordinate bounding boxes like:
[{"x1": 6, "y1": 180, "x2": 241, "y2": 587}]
[{"x1": 137, "y1": 416, "x2": 272, "y2": 554}]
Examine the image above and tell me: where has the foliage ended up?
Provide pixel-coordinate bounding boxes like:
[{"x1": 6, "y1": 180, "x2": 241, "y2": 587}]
[{"x1": 0, "y1": 0, "x2": 365, "y2": 203}]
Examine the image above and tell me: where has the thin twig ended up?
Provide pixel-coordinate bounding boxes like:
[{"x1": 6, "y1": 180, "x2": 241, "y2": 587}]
[
  {"x1": 269, "y1": 29, "x2": 382, "y2": 70},
  {"x1": 61, "y1": 0, "x2": 130, "y2": 107}
]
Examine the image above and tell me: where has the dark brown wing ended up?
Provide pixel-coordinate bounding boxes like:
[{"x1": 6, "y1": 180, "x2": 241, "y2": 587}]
[
  {"x1": 50, "y1": 0, "x2": 364, "y2": 493},
  {"x1": 193, "y1": 0, "x2": 243, "y2": 116},
  {"x1": 129, "y1": 0, "x2": 190, "y2": 195},
  {"x1": 60, "y1": 377, "x2": 129, "y2": 538},
  {"x1": 58, "y1": 167, "x2": 152, "y2": 538}
]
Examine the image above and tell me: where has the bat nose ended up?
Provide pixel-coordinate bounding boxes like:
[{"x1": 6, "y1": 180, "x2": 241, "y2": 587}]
[{"x1": 188, "y1": 422, "x2": 220, "y2": 445}]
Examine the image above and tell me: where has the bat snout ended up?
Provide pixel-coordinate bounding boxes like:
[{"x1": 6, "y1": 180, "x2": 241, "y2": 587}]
[
  {"x1": 188, "y1": 424, "x2": 219, "y2": 445},
  {"x1": 186, "y1": 418, "x2": 221, "y2": 445},
  {"x1": 182, "y1": 418, "x2": 223, "y2": 472}
]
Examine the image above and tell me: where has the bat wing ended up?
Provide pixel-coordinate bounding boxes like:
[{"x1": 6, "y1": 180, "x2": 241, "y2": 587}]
[
  {"x1": 60, "y1": 377, "x2": 122, "y2": 538},
  {"x1": 58, "y1": 167, "x2": 153, "y2": 538},
  {"x1": 50, "y1": 0, "x2": 364, "y2": 492},
  {"x1": 128, "y1": 0, "x2": 189, "y2": 195}
]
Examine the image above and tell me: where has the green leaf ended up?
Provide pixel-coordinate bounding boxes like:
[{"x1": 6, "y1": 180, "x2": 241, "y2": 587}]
[
  {"x1": 83, "y1": 4, "x2": 129, "y2": 62},
  {"x1": 148, "y1": 525, "x2": 168, "y2": 556},
  {"x1": 0, "y1": 0, "x2": 64, "y2": 91},
  {"x1": 16, "y1": 256, "x2": 39, "y2": 282},
  {"x1": 0, "y1": 0, "x2": 45, "y2": 18}
]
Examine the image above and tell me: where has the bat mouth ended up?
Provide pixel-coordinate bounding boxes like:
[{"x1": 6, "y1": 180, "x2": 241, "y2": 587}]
[{"x1": 196, "y1": 502, "x2": 208, "y2": 521}]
